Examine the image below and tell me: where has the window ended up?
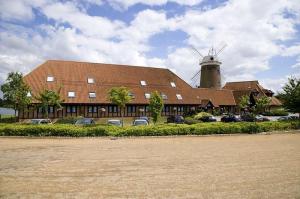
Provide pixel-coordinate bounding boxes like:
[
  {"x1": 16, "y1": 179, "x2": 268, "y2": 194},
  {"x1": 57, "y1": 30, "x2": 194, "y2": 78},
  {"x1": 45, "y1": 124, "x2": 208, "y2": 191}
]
[
  {"x1": 27, "y1": 92, "x2": 32, "y2": 97},
  {"x1": 67, "y1": 106, "x2": 76, "y2": 113},
  {"x1": 88, "y1": 106, "x2": 97, "y2": 113},
  {"x1": 68, "y1": 91, "x2": 75, "y2": 98},
  {"x1": 47, "y1": 76, "x2": 54, "y2": 82},
  {"x1": 145, "y1": 93, "x2": 151, "y2": 99},
  {"x1": 170, "y1": 82, "x2": 176, "y2": 88},
  {"x1": 140, "y1": 80, "x2": 147, "y2": 86},
  {"x1": 161, "y1": 93, "x2": 168, "y2": 100},
  {"x1": 89, "y1": 92, "x2": 96, "y2": 98},
  {"x1": 164, "y1": 106, "x2": 169, "y2": 112},
  {"x1": 127, "y1": 106, "x2": 136, "y2": 113},
  {"x1": 176, "y1": 94, "x2": 183, "y2": 100},
  {"x1": 87, "y1": 78, "x2": 94, "y2": 84},
  {"x1": 109, "y1": 106, "x2": 118, "y2": 113},
  {"x1": 49, "y1": 106, "x2": 54, "y2": 113}
]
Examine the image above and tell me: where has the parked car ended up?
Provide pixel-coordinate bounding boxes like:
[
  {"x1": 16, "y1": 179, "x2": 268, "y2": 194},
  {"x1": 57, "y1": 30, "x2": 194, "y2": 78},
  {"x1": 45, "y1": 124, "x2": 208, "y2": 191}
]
[
  {"x1": 138, "y1": 116, "x2": 150, "y2": 123},
  {"x1": 133, "y1": 119, "x2": 149, "y2": 126},
  {"x1": 167, "y1": 115, "x2": 185, "y2": 124},
  {"x1": 75, "y1": 118, "x2": 95, "y2": 125},
  {"x1": 241, "y1": 113, "x2": 255, "y2": 122},
  {"x1": 107, "y1": 119, "x2": 122, "y2": 127},
  {"x1": 221, "y1": 115, "x2": 241, "y2": 122},
  {"x1": 255, "y1": 115, "x2": 270, "y2": 122},
  {"x1": 277, "y1": 116, "x2": 299, "y2": 121},
  {"x1": 31, "y1": 119, "x2": 52, "y2": 125},
  {"x1": 199, "y1": 116, "x2": 217, "y2": 122}
]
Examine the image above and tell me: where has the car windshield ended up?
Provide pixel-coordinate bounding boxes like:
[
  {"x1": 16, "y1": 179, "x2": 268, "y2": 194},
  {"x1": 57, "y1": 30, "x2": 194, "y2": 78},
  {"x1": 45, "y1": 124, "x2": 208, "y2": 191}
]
[
  {"x1": 134, "y1": 120, "x2": 147, "y2": 125},
  {"x1": 108, "y1": 120, "x2": 121, "y2": 125},
  {"x1": 31, "y1": 120, "x2": 40, "y2": 124},
  {"x1": 76, "y1": 119, "x2": 92, "y2": 124}
]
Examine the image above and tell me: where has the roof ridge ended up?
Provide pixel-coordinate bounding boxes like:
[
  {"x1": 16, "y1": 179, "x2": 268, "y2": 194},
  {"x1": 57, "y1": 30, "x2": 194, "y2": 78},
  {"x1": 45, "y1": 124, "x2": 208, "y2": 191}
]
[
  {"x1": 225, "y1": 80, "x2": 259, "y2": 84},
  {"x1": 47, "y1": 59, "x2": 168, "y2": 70}
]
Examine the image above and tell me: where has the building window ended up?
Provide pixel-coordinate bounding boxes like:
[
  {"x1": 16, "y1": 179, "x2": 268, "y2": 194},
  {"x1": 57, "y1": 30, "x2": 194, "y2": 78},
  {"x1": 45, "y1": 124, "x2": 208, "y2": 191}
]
[
  {"x1": 47, "y1": 76, "x2": 54, "y2": 82},
  {"x1": 68, "y1": 91, "x2": 75, "y2": 98},
  {"x1": 49, "y1": 106, "x2": 54, "y2": 113},
  {"x1": 127, "y1": 106, "x2": 136, "y2": 113},
  {"x1": 178, "y1": 106, "x2": 184, "y2": 112},
  {"x1": 164, "y1": 106, "x2": 169, "y2": 112},
  {"x1": 89, "y1": 92, "x2": 96, "y2": 98},
  {"x1": 67, "y1": 106, "x2": 76, "y2": 113},
  {"x1": 140, "y1": 80, "x2": 147, "y2": 86},
  {"x1": 109, "y1": 106, "x2": 118, "y2": 113},
  {"x1": 88, "y1": 106, "x2": 97, "y2": 113},
  {"x1": 176, "y1": 94, "x2": 183, "y2": 100},
  {"x1": 161, "y1": 93, "x2": 168, "y2": 100},
  {"x1": 170, "y1": 82, "x2": 176, "y2": 87},
  {"x1": 87, "y1": 78, "x2": 94, "y2": 84},
  {"x1": 145, "y1": 93, "x2": 151, "y2": 99},
  {"x1": 27, "y1": 92, "x2": 32, "y2": 97}
]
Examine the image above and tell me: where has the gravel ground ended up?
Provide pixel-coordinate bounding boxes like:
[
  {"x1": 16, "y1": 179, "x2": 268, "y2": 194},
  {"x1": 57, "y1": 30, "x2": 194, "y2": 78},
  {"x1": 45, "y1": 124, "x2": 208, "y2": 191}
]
[{"x1": 0, "y1": 133, "x2": 300, "y2": 199}]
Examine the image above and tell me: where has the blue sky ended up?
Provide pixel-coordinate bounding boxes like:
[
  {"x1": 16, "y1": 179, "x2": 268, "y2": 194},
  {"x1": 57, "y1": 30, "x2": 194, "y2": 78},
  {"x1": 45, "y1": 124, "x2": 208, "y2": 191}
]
[{"x1": 0, "y1": 0, "x2": 300, "y2": 92}]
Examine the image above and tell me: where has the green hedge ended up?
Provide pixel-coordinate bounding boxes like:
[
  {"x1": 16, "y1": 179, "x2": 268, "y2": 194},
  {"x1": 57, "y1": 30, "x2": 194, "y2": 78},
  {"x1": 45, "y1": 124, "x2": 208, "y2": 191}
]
[{"x1": 0, "y1": 121, "x2": 299, "y2": 137}]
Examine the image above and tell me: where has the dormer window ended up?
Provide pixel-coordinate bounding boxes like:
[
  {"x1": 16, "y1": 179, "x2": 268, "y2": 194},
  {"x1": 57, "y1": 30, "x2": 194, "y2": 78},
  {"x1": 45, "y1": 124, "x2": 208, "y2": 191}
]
[
  {"x1": 161, "y1": 93, "x2": 168, "y2": 100},
  {"x1": 89, "y1": 92, "x2": 96, "y2": 98},
  {"x1": 176, "y1": 94, "x2": 182, "y2": 100},
  {"x1": 87, "y1": 78, "x2": 94, "y2": 84},
  {"x1": 68, "y1": 91, "x2": 75, "y2": 98},
  {"x1": 47, "y1": 76, "x2": 54, "y2": 82},
  {"x1": 140, "y1": 80, "x2": 147, "y2": 86},
  {"x1": 170, "y1": 82, "x2": 176, "y2": 87},
  {"x1": 145, "y1": 93, "x2": 151, "y2": 99},
  {"x1": 26, "y1": 92, "x2": 32, "y2": 97}
]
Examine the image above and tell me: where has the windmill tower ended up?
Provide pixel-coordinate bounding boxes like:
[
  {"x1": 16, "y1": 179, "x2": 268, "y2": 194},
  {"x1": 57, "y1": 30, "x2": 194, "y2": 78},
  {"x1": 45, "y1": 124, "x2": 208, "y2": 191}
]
[{"x1": 191, "y1": 45, "x2": 226, "y2": 89}]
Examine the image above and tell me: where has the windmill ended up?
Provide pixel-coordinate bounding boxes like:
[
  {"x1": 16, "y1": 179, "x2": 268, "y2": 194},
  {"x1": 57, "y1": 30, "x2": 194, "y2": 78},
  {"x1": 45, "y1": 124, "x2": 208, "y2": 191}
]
[{"x1": 190, "y1": 44, "x2": 227, "y2": 89}]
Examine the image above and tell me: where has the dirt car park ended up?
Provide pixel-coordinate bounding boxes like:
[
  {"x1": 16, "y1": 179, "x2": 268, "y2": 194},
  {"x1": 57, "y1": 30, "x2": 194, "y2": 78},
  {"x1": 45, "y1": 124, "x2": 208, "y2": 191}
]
[{"x1": 0, "y1": 133, "x2": 300, "y2": 198}]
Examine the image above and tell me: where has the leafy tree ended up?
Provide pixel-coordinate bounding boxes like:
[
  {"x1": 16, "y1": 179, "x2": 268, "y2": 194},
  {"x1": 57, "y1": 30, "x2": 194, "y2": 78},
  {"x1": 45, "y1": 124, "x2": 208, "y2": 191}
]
[
  {"x1": 0, "y1": 72, "x2": 31, "y2": 116},
  {"x1": 35, "y1": 88, "x2": 63, "y2": 118},
  {"x1": 278, "y1": 77, "x2": 300, "y2": 118},
  {"x1": 254, "y1": 96, "x2": 271, "y2": 114},
  {"x1": 239, "y1": 95, "x2": 250, "y2": 112},
  {"x1": 108, "y1": 87, "x2": 132, "y2": 127},
  {"x1": 149, "y1": 91, "x2": 164, "y2": 124}
]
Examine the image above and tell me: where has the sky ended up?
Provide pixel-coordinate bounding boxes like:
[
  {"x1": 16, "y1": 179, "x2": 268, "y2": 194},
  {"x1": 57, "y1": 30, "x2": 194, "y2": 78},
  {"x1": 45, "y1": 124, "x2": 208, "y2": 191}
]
[{"x1": 0, "y1": 0, "x2": 300, "y2": 94}]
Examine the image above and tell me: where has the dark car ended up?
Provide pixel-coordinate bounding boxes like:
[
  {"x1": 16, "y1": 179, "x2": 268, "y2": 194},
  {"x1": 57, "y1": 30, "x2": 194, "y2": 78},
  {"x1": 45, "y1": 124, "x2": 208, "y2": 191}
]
[
  {"x1": 133, "y1": 119, "x2": 149, "y2": 126},
  {"x1": 221, "y1": 115, "x2": 241, "y2": 122},
  {"x1": 241, "y1": 113, "x2": 256, "y2": 122},
  {"x1": 199, "y1": 116, "x2": 217, "y2": 122},
  {"x1": 167, "y1": 115, "x2": 185, "y2": 124},
  {"x1": 75, "y1": 118, "x2": 95, "y2": 125},
  {"x1": 255, "y1": 115, "x2": 270, "y2": 122},
  {"x1": 277, "y1": 116, "x2": 299, "y2": 121}
]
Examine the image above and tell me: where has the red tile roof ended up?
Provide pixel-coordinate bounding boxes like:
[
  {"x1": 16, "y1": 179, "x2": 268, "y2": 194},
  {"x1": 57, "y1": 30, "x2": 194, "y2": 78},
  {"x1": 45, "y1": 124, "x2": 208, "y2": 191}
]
[
  {"x1": 24, "y1": 60, "x2": 200, "y2": 104},
  {"x1": 193, "y1": 88, "x2": 236, "y2": 107}
]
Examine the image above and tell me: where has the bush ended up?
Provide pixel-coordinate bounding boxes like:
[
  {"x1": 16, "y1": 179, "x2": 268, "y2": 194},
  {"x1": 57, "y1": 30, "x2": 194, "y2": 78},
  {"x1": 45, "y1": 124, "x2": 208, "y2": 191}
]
[
  {"x1": 194, "y1": 112, "x2": 212, "y2": 120},
  {"x1": 184, "y1": 117, "x2": 201, "y2": 125},
  {"x1": 0, "y1": 121, "x2": 298, "y2": 137},
  {"x1": 55, "y1": 116, "x2": 82, "y2": 124},
  {"x1": 263, "y1": 109, "x2": 288, "y2": 116}
]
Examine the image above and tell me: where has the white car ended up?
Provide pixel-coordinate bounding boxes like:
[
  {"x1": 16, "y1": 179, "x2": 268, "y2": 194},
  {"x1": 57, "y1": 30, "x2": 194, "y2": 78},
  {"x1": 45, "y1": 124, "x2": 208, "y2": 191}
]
[
  {"x1": 107, "y1": 119, "x2": 122, "y2": 127},
  {"x1": 31, "y1": 119, "x2": 52, "y2": 124},
  {"x1": 133, "y1": 119, "x2": 149, "y2": 126}
]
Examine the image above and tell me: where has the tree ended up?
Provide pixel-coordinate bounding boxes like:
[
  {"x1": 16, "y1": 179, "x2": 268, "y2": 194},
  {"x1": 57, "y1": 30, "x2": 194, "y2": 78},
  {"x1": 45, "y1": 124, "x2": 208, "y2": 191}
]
[
  {"x1": 1, "y1": 72, "x2": 31, "y2": 116},
  {"x1": 239, "y1": 95, "x2": 250, "y2": 113},
  {"x1": 35, "y1": 88, "x2": 63, "y2": 118},
  {"x1": 278, "y1": 77, "x2": 300, "y2": 118},
  {"x1": 149, "y1": 91, "x2": 164, "y2": 124},
  {"x1": 108, "y1": 87, "x2": 132, "y2": 127},
  {"x1": 254, "y1": 96, "x2": 271, "y2": 114}
]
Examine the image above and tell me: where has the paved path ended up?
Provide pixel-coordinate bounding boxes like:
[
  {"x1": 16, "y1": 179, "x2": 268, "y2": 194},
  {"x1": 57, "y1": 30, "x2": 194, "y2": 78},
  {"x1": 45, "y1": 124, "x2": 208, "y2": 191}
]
[{"x1": 0, "y1": 133, "x2": 300, "y2": 198}]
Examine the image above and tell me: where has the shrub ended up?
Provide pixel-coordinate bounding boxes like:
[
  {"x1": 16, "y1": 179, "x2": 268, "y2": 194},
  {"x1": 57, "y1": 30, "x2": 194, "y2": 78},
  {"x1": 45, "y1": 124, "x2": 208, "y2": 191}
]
[
  {"x1": 0, "y1": 121, "x2": 298, "y2": 137},
  {"x1": 55, "y1": 116, "x2": 82, "y2": 124},
  {"x1": 194, "y1": 112, "x2": 212, "y2": 120},
  {"x1": 263, "y1": 109, "x2": 288, "y2": 116},
  {"x1": 184, "y1": 117, "x2": 201, "y2": 125}
]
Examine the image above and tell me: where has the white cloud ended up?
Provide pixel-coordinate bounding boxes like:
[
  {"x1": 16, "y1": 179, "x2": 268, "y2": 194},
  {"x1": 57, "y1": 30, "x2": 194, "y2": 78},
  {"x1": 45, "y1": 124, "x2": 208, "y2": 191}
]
[{"x1": 0, "y1": 0, "x2": 300, "y2": 94}]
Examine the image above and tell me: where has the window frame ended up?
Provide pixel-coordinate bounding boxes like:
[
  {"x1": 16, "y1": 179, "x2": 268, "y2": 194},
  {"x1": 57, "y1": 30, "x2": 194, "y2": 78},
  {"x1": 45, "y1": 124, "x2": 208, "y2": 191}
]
[{"x1": 68, "y1": 91, "x2": 76, "y2": 98}]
